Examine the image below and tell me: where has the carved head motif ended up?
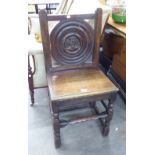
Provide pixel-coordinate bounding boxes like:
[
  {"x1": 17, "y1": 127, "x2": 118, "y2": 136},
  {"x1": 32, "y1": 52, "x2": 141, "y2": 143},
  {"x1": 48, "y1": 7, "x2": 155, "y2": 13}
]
[{"x1": 64, "y1": 36, "x2": 81, "y2": 52}]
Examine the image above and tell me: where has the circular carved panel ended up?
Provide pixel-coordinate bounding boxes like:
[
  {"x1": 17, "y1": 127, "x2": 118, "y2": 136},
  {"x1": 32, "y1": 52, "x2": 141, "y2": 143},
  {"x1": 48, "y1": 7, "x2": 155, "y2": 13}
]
[{"x1": 50, "y1": 19, "x2": 94, "y2": 65}]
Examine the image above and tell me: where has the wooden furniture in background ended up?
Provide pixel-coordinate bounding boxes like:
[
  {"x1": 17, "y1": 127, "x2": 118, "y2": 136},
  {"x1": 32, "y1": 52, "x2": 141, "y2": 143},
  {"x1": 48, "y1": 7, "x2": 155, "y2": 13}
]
[
  {"x1": 111, "y1": 34, "x2": 126, "y2": 82},
  {"x1": 28, "y1": 35, "x2": 47, "y2": 105},
  {"x1": 101, "y1": 15, "x2": 126, "y2": 100},
  {"x1": 38, "y1": 8, "x2": 118, "y2": 148},
  {"x1": 107, "y1": 16, "x2": 126, "y2": 35}
]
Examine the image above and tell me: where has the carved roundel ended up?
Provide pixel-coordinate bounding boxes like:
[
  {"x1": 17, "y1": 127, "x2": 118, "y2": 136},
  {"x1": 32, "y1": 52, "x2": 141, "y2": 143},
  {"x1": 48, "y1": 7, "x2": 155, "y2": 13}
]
[{"x1": 50, "y1": 19, "x2": 94, "y2": 65}]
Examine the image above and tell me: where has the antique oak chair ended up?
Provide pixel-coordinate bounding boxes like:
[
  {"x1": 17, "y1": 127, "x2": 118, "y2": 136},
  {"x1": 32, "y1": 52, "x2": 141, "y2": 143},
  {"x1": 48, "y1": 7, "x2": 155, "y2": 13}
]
[{"x1": 39, "y1": 8, "x2": 118, "y2": 148}]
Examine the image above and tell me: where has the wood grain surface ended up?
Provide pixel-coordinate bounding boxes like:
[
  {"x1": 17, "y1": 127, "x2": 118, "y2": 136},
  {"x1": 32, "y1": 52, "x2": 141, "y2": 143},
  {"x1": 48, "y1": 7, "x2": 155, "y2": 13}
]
[{"x1": 48, "y1": 67, "x2": 118, "y2": 101}]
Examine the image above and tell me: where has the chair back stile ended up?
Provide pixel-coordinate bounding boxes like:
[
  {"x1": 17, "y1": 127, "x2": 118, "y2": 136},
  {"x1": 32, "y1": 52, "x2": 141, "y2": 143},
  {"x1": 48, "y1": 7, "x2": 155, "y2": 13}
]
[
  {"x1": 39, "y1": 8, "x2": 102, "y2": 73},
  {"x1": 93, "y1": 8, "x2": 102, "y2": 64},
  {"x1": 39, "y1": 11, "x2": 52, "y2": 73}
]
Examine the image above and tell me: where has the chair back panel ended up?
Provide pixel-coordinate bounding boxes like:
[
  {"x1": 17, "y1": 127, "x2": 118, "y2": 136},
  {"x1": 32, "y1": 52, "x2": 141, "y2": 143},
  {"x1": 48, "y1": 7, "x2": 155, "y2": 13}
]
[
  {"x1": 50, "y1": 19, "x2": 94, "y2": 65},
  {"x1": 39, "y1": 8, "x2": 102, "y2": 72}
]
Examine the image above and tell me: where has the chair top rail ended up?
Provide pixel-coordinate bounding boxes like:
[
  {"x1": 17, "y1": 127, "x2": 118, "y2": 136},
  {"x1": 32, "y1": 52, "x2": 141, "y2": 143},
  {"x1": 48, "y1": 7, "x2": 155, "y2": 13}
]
[{"x1": 47, "y1": 13, "x2": 95, "y2": 21}]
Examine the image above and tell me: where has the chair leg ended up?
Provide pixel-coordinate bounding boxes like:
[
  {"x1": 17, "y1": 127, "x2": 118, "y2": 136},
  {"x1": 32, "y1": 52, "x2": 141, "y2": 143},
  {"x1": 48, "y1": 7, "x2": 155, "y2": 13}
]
[
  {"x1": 102, "y1": 93, "x2": 116, "y2": 136},
  {"x1": 89, "y1": 101, "x2": 110, "y2": 135},
  {"x1": 52, "y1": 103, "x2": 61, "y2": 148},
  {"x1": 30, "y1": 87, "x2": 34, "y2": 106},
  {"x1": 28, "y1": 56, "x2": 34, "y2": 106}
]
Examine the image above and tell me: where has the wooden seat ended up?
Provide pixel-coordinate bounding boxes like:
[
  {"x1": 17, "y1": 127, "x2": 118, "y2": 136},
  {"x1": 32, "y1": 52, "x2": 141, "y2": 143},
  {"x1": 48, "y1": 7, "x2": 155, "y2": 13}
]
[
  {"x1": 48, "y1": 67, "x2": 117, "y2": 101},
  {"x1": 38, "y1": 8, "x2": 118, "y2": 148}
]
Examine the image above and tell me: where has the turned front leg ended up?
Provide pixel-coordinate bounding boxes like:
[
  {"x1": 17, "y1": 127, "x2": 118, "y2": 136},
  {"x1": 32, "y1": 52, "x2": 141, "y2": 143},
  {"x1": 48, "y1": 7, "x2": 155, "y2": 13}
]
[{"x1": 52, "y1": 103, "x2": 61, "y2": 148}]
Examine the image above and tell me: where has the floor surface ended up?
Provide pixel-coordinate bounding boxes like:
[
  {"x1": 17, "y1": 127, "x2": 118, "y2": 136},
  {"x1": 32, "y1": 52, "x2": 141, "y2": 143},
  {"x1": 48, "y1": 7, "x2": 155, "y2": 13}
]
[{"x1": 28, "y1": 88, "x2": 126, "y2": 155}]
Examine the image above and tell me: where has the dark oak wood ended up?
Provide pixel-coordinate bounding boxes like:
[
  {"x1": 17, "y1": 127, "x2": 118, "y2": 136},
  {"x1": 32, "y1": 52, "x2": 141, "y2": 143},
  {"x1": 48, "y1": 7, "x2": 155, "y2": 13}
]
[
  {"x1": 93, "y1": 8, "x2": 102, "y2": 64},
  {"x1": 47, "y1": 68, "x2": 117, "y2": 102},
  {"x1": 50, "y1": 19, "x2": 94, "y2": 65},
  {"x1": 107, "y1": 66, "x2": 126, "y2": 101},
  {"x1": 60, "y1": 112, "x2": 108, "y2": 128},
  {"x1": 100, "y1": 14, "x2": 110, "y2": 46},
  {"x1": 28, "y1": 53, "x2": 48, "y2": 105},
  {"x1": 39, "y1": 10, "x2": 52, "y2": 73},
  {"x1": 111, "y1": 34, "x2": 126, "y2": 82},
  {"x1": 100, "y1": 19, "x2": 126, "y2": 100},
  {"x1": 102, "y1": 93, "x2": 116, "y2": 136},
  {"x1": 50, "y1": 63, "x2": 98, "y2": 72},
  {"x1": 39, "y1": 8, "x2": 118, "y2": 148},
  {"x1": 47, "y1": 13, "x2": 95, "y2": 21}
]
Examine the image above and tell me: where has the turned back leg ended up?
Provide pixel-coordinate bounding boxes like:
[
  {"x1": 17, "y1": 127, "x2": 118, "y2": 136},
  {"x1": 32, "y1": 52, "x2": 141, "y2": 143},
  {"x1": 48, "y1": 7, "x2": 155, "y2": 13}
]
[{"x1": 102, "y1": 93, "x2": 116, "y2": 136}]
